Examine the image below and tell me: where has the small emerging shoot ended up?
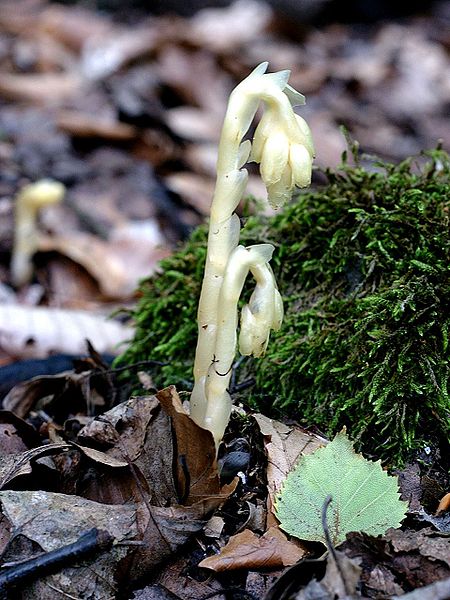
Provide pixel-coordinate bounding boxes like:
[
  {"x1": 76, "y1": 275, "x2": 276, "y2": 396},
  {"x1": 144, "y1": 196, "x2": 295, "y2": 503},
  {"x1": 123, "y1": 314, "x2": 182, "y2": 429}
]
[{"x1": 11, "y1": 179, "x2": 65, "y2": 287}]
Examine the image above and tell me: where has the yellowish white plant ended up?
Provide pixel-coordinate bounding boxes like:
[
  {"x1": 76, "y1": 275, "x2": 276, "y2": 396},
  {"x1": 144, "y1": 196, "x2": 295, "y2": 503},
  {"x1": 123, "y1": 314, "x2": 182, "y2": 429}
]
[
  {"x1": 11, "y1": 179, "x2": 65, "y2": 287},
  {"x1": 190, "y1": 62, "x2": 314, "y2": 445}
]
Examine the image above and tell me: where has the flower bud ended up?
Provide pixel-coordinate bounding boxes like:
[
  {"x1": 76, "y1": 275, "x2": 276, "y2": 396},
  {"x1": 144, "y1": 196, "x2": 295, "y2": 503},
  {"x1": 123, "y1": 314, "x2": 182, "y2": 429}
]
[
  {"x1": 290, "y1": 143, "x2": 313, "y2": 188},
  {"x1": 260, "y1": 130, "x2": 289, "y2": 186}
]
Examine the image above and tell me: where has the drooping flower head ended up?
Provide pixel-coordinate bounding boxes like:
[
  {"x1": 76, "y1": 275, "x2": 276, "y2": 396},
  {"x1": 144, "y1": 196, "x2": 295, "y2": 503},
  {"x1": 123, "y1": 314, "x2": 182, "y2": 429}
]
[{"x1": 248, "y1": 65, "x2": 315, "y2": 208}]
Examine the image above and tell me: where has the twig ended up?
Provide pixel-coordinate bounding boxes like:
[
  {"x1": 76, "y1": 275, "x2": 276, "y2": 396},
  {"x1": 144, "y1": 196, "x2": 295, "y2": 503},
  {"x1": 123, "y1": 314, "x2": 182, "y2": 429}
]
[
  {"x1": 321, "y1": 495, "x2": 353, "y2": 597},
  {"x1": 0, "y1": 528, "x2": 113, "y2": 597},
  {"x1": 108, "y1": 359, "x2": 168, "y2": 374}
]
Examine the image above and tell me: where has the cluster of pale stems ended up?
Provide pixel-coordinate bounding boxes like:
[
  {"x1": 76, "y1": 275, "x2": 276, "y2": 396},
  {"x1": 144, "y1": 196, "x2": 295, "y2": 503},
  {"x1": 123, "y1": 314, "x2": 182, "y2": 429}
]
[{"x1": 190, "y1": 62, "x2": 314, "y2": 446}]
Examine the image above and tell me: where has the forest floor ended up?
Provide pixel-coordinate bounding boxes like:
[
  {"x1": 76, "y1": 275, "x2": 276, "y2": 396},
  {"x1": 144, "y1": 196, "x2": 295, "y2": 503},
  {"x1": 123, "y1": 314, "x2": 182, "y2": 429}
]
[{"x1": 0, "y1": 1, "x2": 449, "y2": 598}]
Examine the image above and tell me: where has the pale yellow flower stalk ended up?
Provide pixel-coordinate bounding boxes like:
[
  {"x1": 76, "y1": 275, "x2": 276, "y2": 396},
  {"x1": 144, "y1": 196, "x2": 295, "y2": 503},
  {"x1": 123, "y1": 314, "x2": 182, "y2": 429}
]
[
  {"x1": 11, "y1": 180, "x2": 65, "y2": 287},
  {"x1": 191, "y1": 62, "x2": 314, "y2": 445}
]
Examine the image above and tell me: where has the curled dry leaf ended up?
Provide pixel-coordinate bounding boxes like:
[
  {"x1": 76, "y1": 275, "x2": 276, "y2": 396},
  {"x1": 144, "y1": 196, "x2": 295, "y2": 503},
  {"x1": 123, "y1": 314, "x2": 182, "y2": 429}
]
[
  {"x1": 437, "y1": 493, "x2": 450, "y2": 516},
  {"x1": 253, "y1": 413, "x2": 327, "y2": 523},
  {"x1": 78, "y1": 395, "x2": 160, "y2": 461},
  {"x1": 74, "y1": 444, "x2": 129, "y2": 468},
  {"x1": 77, "y1": 388, "x2": 237, "y2": 583},
  {"x1": 39, "y1": 225, "x2": 170, "y2": 299},
  {"x1": 0, "y1": 387, "x2": 238, "y2": 596},
  {"x1": 0, "y1": 410, "x2": 41, "y2": 455},
  {"x1": 0, "y1": 304, "x2": 133, "y2": 359},
  {"x1": 3, "y1": 371, "x2": 89, "y2": 418},
  {"x1": 77, "y1": 387, "x2": 236, "y2": 515},
  {"x1": 156, "y1": 386, "x2": 227, "y2": 506},
  {"x1": 199, "y1": 526, "x2": 305, "y2": 572},
  {"x1": 2, "y1": 353, "x2": 116, "y2": 420},
  {"x1": 0, "y1": 443, "x2": 71, "y2": 489},
  {"x1": 77, "y1": 394, "x2": 175, "y2": 506}
]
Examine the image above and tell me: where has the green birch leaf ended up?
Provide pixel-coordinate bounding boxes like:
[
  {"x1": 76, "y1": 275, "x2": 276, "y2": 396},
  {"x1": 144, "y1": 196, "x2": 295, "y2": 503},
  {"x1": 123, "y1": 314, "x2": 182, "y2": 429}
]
[{"x1": 275, "y1": 430, "x2": 408, "y2": 546}]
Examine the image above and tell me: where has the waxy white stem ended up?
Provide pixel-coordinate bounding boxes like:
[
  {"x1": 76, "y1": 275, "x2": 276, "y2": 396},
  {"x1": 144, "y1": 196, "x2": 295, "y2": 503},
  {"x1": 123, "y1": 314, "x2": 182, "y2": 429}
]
[{"x1": 190, "y1": 63, "x2": 314, "y2": 446}]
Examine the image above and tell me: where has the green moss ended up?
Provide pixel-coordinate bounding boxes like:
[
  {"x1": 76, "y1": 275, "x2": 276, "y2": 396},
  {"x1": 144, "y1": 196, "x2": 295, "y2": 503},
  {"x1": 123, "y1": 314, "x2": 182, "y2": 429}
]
[{"x1": 118, "y1": 148, "x2": 450, "y2": 464}]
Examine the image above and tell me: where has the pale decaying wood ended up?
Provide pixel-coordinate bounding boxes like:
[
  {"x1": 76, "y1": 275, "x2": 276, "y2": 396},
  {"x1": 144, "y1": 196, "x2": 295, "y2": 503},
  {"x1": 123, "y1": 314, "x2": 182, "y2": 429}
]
[{"x1": 0, "y1": 304, "x2": 133, "y2": 359}]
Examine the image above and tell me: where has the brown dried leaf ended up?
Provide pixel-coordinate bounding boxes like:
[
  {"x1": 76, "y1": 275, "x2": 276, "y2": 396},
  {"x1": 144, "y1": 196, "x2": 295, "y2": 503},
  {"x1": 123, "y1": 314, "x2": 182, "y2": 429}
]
[
  {"x1": 0, "y1": 410, "x2": 41, "y2": 455},
  {"x1": 156, "y1": 386, "x2": 221, "y2": 506},
  {"x1": 366, "y1": 566, "x2": 404, "y2": 597},
  {"x1": 2, "y1": 354, "x2": 115, "y2": 423},
  {"x1": 130, "y1": 503, "x2": 209, "y2": 580},
  {"x1": 79, "y1": 393, "x2": 176, "y2": 507},
  {"x1": 122, "y1": 449, "x2": 236, "y2": 582},
  {"x1": 39, "y1": 227, "x2": 170, "y2": 299},
  {"x1": 39, "y1": 5, "x2": 112, "y2": 53},
  {"x1": 0, "y1": 489, "x2": 137, "y2": 599},
  {"x1": 78, "y1": 390, "x2": 236, "y2": 511},
  {"x1": 74, "y1": 444, "x2": 129, "y2": 468},
  {"x1": 245, "y1": 571, "x2": 280, "y2": 599},
  {"x1": 0, "y1": 443, "x2": 70, "y2": 489},
  {"x1": 124, "y1": 443, "x2": 236, "y2": 583},
  {"x1": 199, "y1": 526, "x2": 305, "y2": 572},
  {"x1": 0, "y1": 73, "x2": 84, "y2": 105},
  {"x1": 152, "y1": 556, "x2": 226, "y2": 600},
  {"x1": 343, "y1": 529, "x2": 450, "y2": 596},
  {"x1": 396, "y1": 463, "x2": 423, "y2": 513},
  {"x1": 320, "y1": 550, "x2": 362, "y2": 599},
  {"x1": 204, "y1": 515, "x2": 225, "y2": 539},
  {"x1": 0, "y1": 422, "x2": 28, "y2": 455},
  {"x1": 393, "y1": 578, "x2": 450, "y2": 600},
  {"x1": 2, "y1": 382, "x2": 236, "y2": 592},
  {"x1": 56, "y1": 110, "x2": 137, "y2": 140},
  {"x1": 437, "y1": 493, "x2": 450, "y2": 516},
  {"x1": 165, "y1": 172, "x2": 214, "y2": 215},
  {"x1": 78, "y1": 395, "x2": 160, "y2": 461},
  {"x1": 253, "y1": 414, "x2": 327, "y2": 524},
  {"x1": 3, "y1": 372, "x2": 81, "y2": 418},
  {"x1": 265, "y1": 550, "x2": 362, "y2": 600},
  {"x1": 386, "y1": 528, "x2": 450, "y2": 569}
]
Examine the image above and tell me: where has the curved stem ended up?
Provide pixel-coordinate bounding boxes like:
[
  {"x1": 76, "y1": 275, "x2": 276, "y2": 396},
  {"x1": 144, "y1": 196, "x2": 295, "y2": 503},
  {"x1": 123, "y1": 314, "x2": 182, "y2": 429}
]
[{"x1": 202, "y1": 245, "x2": 276, "y2": 444}]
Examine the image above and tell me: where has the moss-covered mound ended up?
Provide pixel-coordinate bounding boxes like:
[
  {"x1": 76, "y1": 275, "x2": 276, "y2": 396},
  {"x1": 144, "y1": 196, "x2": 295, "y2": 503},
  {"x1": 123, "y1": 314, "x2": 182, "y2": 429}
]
[{"x1": 119, "y1": 149, "x2": 450, "y2": 464}]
